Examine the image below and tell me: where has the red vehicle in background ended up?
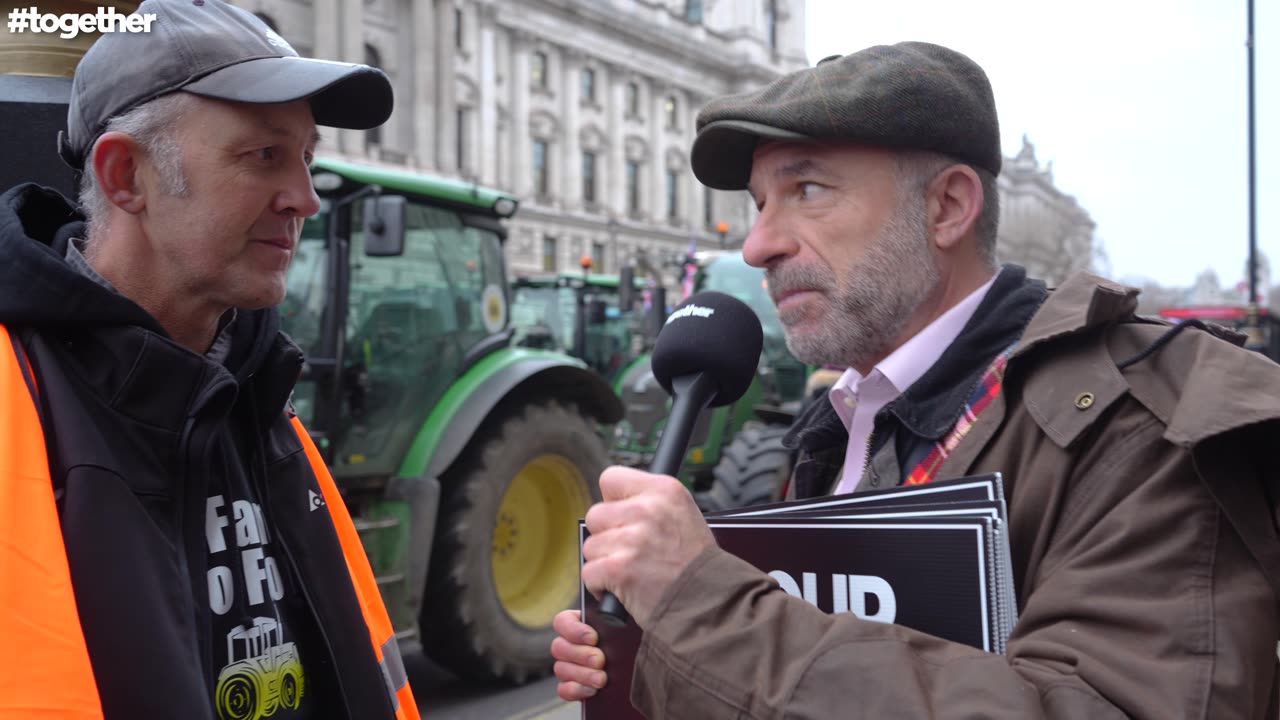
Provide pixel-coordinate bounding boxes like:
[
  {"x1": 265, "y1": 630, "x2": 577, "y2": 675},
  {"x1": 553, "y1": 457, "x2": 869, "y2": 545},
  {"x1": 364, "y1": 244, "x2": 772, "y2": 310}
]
[{"x1": 1157, "y1": 305, "x2": 1280, "y2": 362}]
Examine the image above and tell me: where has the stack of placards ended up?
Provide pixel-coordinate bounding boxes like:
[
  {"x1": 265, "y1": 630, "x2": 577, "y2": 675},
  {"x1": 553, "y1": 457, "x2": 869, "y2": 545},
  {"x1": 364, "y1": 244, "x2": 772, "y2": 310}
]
[{"x1": 579, "y1": 473, "x2": 1017, "y2": 720}]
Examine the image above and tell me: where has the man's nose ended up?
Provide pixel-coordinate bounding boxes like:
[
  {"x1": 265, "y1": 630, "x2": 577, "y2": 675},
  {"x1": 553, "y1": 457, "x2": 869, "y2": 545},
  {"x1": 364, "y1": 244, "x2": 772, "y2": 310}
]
[
  {"x1": 275, "y1": 161, "x2": 321, "y2": 218},
  {"x1": 741, "y1": 205, "x2": 795, "y2": 268}
]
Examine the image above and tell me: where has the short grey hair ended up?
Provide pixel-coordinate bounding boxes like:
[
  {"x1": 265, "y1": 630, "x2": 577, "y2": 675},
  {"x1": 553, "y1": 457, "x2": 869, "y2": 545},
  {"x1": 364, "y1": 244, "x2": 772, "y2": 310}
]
[
  {"x1": 893, "y1": 150, "x2": 1000, "y2": 268},
  {"x1": 78, "y1": 92, "x2": 193, "y2": 240}
]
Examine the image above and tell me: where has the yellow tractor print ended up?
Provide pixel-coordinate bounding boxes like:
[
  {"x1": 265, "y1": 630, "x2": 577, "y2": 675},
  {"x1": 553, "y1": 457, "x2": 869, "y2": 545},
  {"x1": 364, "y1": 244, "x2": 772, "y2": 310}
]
[{"x1": 215, "y1": 617, "x2": 306, "y2": 720}]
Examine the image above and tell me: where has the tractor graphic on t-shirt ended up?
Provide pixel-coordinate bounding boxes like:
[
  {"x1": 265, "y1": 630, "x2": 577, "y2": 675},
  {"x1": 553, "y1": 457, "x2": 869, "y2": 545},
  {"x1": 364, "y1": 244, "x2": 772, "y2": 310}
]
[{"x1": 215, "y1": 617, "x2": 306, "y2": 720}]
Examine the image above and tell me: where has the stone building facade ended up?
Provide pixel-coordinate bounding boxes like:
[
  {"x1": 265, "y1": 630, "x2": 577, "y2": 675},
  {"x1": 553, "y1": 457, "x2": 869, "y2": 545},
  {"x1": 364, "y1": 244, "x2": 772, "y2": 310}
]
[
  {"x1": 235, "y1": 0, "x2": 808, "y2": 287},
  {"x1": 996, "y1": 136, "x2": 1097, "y2": 286}
]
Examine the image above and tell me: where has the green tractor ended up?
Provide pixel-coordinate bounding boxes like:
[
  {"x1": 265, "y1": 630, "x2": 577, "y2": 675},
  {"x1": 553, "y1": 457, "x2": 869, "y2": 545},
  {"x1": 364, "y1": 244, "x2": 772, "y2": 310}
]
[
  {"x1": 609, "y1": 250, "x2": 810, "y2": 511},
  {"x1": 508, "y1": 266, "x2": 652, "y2": 385},
  {"x1": 281, "y1": 157, "x2": 622, "y2": 684}
]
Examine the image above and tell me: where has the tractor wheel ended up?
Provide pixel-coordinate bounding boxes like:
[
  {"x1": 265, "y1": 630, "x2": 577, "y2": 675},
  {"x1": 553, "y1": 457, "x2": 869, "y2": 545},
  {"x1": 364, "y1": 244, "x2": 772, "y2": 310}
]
[
  {"x1": 695, "y1": 424, "x2": 792, "y2": 513},
  {"x1": 421, "y1": 399, "x2": 606, "y2": 684}
]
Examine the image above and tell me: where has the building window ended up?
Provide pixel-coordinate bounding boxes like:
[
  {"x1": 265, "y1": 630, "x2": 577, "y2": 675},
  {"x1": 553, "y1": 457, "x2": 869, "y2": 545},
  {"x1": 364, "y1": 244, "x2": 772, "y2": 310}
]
[
  {"x1": 684, "y1": 0, "x2": 703, "y2": 23},
  {"x1": 664, "y1": 96, "x2": 678, "y2": 129},
  {"x1": 454, "y1": 7, "x2": 464, "y2": 51},
  {"x1": 533, "y1": 140, "x2": 550, "y2": 197},
  {"x1": 765, "y1": 0, "x2": 778, "y2": 50},
  {"x1": 704, "y1": 185, "x2": 714, "y2": 227},
  {"x1": 666, "y1": 170, "x2": 679, "y2": 220},
  {"x1": 532, "y1": 50, "x2": 548, "y2": 89},
  {"x1": 542, "y1": 235, "x2": 558, "y2": 272},
  {"x1": 626, "y1": 81, "x2": 640, "y2": 117},
  {"x1": 456, "y1": 107, "x2": 469, "y2": 172},
  {"x1": 592, "y1": 241, "x2": 607, "y2": 273},
  {"x1": 581, "y1": 67, "x2": 596, "y2": 102},
  {"x1": 626, "y1": 160, "x2": 641, "y2": 215},
  {"x1": 582, "y1": 151, "x2": 597, "y2": 204},
  {"x1": 364, "y1": 44, "x2": 383, "y2": 148}
]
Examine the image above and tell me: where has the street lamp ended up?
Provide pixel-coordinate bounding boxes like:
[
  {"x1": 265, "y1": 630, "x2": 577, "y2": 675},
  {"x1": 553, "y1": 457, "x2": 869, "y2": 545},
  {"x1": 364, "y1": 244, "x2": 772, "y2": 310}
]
[{"x1": 715, "y1": 221, "x2": 729, "y2": 248}]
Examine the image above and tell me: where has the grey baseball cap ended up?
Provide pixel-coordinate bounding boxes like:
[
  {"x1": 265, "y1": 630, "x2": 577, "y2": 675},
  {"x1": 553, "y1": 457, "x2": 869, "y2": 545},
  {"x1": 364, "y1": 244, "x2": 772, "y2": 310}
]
[{"x1": 58, "y1": 0, "x2": 394, "y2": 169}]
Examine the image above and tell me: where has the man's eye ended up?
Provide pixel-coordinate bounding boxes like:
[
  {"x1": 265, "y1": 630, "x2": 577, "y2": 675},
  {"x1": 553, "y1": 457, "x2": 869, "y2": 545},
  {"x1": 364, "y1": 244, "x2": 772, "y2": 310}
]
[
  {"x1": 257, "y1": 147, "x2": 275, "y2": 162},
  {"x1": 799, "y1": 182, "x2": 825, "y2": 199}
]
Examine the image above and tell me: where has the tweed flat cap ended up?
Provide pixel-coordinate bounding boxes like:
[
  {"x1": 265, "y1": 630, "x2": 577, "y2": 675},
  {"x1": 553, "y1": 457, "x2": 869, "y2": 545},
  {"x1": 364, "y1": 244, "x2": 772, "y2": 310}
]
[{"x1": 691, "y1": 42, "x2": 1001, "y2": 190}]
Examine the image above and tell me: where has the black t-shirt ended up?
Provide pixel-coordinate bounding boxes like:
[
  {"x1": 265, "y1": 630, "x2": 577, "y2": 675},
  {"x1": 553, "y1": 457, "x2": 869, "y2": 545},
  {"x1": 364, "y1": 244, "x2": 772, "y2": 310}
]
[{"x1": 203, "y1": 430, "x2": 341, "y2": 719}]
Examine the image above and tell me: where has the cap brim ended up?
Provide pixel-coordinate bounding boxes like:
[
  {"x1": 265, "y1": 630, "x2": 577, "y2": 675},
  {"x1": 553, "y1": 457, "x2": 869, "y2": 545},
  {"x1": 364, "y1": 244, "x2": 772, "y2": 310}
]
[
  {"x1": 183, "y1": 56, "x2": 393, "y2": 130},
  {"x1": 691, "y1": 120, "x2": 807, "y2": 191}
]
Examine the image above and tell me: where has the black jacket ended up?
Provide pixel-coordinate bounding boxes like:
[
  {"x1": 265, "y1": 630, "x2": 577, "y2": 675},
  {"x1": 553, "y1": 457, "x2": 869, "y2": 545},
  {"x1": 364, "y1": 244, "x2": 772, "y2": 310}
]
[{"x1": 0, "y1": 183, "x2": 395, "y2": 718}]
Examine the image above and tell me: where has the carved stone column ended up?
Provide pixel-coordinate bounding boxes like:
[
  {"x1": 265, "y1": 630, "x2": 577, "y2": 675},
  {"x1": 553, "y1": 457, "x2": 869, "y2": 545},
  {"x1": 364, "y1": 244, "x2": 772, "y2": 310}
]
[
  {"x1": 650, "y1": 81, "x2": 666, "y2": 224},
  {"x1": 410, "y1": 0, "x2": 436, "y2": 169},
  {"x1": 560, "y1": 48, "x2": 582, "y2": 211},
  {"x1": 477, "y1": 3, "x2": 498, "y2": 184},
  {"x1": 508, "y1": 30, "x2": 532, "y2": 197},
  {"x1": 606, "y1": 62, "x2": 626, "y2": 216},
  {"x1": 339, "y1": 0, "x2": 365, "y2": 156},
  {"x1": 434, "y1": 0, "x2": 457, "y2": 172}
]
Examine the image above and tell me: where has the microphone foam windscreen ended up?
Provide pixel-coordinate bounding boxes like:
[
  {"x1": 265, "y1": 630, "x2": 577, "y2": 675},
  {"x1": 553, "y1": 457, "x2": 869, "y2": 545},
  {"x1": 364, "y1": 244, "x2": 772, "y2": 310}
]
[{"x1": 651, "y1": 290, "x2": 764, "y2": 407}]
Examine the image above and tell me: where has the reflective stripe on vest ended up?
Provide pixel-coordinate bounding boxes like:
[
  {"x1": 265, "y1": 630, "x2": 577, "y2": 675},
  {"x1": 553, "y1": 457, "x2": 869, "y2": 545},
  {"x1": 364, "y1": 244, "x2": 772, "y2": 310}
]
[{"x1": 0, "y1": 325, "x2": 420, "y2": 720}]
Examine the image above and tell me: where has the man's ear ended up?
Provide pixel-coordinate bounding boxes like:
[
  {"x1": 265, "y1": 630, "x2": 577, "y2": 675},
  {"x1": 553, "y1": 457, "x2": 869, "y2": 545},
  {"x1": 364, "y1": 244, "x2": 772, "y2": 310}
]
[
  {"x1": 90, "y1": 132, "x2": 147, "y2": 215},
  {"x1": 927, "y1": 165, "x2": 983, "y2": 252}
]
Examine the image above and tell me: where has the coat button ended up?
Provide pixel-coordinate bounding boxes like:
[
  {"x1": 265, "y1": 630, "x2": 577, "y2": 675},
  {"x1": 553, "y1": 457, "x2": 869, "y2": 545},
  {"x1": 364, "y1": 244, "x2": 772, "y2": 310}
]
[{"x1": 1075, "y1": 392, "x2": 1095, "y2": 410}]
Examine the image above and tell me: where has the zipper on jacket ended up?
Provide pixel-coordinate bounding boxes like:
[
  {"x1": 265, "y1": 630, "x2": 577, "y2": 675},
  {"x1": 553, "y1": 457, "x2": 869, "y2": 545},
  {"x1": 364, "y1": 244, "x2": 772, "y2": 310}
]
[
  {"x1": 178, "y1": 411, "x2": 220, "y2": 709},
  {"x1": 860, "y1": 429, "x2": 877, "y2": 488},
  {"x1": 246, "y1": 386, "x2": 360, "y2": 719},
  {"x1": 828, "y1": 427, "x2": 877, "y2": 495}
]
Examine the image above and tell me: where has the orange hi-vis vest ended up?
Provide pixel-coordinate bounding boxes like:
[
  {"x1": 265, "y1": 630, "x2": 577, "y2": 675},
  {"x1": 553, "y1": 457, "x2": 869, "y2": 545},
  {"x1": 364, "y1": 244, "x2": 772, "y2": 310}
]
[{"x1": 0, "y1": 325, "x2": 420, "y2": 720}]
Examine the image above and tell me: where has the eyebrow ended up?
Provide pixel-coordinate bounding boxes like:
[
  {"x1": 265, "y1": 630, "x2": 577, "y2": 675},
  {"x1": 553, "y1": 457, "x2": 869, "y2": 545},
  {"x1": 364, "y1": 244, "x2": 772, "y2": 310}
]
[{"x1": 258, "y1": 119, "x2": 323, "y2": 148}]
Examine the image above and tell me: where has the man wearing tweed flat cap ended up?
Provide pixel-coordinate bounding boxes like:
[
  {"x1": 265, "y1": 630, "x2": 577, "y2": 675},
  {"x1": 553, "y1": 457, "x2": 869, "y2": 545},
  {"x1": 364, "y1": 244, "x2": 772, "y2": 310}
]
[
  {"x1": 552, "y1": 41, "x2": 1280, "y2": 718},
  {"x1": 0, "y1": 0, "x2": 419, "y2": 717}
]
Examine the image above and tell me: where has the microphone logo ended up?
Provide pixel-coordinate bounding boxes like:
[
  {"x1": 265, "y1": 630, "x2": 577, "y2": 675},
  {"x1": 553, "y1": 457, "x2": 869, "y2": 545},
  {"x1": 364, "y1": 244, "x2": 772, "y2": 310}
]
[{"x1": 664, "y1": 304, "x2": 716, "y2": 323}]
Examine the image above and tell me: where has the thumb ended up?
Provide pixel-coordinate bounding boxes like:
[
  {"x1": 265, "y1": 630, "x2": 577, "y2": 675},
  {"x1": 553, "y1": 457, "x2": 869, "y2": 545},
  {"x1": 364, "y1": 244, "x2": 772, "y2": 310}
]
[{"x1": 598, "y1": 465, "x2": 672, "y2": 502}]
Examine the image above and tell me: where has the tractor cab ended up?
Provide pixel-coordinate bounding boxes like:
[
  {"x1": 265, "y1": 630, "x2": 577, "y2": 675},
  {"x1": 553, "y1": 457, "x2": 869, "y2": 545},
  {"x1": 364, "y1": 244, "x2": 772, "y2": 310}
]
[{"x1": 509, "y1": 267, "x2": 648, "y2": 383}]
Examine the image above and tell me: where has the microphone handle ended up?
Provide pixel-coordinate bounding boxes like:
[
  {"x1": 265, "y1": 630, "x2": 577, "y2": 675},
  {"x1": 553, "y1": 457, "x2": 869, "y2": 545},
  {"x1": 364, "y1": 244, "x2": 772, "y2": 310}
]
[{"x1": 598, "y1": 371, "x2": 717, "y2": 626}]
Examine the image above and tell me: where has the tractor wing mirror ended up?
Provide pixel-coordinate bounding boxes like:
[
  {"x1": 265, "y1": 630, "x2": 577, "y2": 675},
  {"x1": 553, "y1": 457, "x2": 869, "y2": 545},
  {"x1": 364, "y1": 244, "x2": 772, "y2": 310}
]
[
  {"x1": 362, "y1": 195, "x2": 407, "y2": 257},
  {"x1": 618, "y1": 265, "x2": 635, "y2": 310},
  {"x1": 588, "y1": 298, "x2": 609, "y2": 324}
]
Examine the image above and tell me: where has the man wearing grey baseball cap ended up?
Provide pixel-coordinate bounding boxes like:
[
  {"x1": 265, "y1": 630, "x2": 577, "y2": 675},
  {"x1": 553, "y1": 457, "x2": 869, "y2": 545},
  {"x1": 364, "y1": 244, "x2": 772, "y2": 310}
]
[
  {"x1": 551, "y1": 42, "x2": 1280, "y2": 718},
  {"x1": 0, "y1": 1, "x2": 419, "y2": 718}
]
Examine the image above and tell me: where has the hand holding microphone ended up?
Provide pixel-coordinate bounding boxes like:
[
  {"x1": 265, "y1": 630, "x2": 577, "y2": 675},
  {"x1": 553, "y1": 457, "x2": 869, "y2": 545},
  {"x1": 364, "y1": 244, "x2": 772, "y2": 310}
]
[{"x1": 592, "y1": 291, "x2": 763, "y2": 626}]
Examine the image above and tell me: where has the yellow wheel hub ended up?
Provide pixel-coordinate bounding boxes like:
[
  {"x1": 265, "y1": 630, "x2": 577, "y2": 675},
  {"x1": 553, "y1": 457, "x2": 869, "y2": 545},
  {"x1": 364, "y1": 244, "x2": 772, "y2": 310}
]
[{"x1": 492, "y1": 453, "x2": 591, "y2": 628}]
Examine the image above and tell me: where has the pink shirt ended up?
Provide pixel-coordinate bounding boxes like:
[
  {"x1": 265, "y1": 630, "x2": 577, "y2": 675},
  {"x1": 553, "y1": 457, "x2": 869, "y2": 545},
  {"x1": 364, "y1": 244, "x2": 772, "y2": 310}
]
[{"x1": 829, "y1": 274, "x2": 997, "y2": 494}]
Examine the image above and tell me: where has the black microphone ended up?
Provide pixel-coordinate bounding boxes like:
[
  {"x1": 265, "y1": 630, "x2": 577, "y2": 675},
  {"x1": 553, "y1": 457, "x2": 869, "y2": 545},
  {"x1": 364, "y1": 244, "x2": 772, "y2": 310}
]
[{"x1": 597, "y1": 290, "x2": 764, "y2": 626}]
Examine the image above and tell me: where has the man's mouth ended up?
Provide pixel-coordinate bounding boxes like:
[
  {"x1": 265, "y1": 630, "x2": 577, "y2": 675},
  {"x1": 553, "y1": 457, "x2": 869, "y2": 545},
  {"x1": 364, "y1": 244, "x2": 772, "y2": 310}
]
[
  {"x1": 773, "y1": 288, "x2": 819, "y2": 311},
  {"x1": 253, "y1": 236, "x2": 295, "y2": 252}
]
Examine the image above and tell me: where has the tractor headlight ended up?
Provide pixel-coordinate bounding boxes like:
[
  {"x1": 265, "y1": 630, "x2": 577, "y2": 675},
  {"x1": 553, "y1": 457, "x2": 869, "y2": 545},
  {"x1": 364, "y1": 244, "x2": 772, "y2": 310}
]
[{"x1": 493, "y1": 197, "x2": 518, "y2": 217}]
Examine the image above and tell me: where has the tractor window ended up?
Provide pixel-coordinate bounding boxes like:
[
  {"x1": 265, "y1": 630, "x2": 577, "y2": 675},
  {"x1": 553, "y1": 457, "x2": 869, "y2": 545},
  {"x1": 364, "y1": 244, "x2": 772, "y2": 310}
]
[
  {"x1": 511, "y1": 285, "x2": 576, "y2": 352},
  {"x1": 333, "y1": 199, "x2": 504, "y2": 478},
  {"x1": 699, "y1": 254, "x2": 777, "y2": 327},
  {"x1": 699, "y1": 254, "x2": 806, "y2": 397},
  {"x1": 281, "y1": 213, "x2": 330, "y2": 427}
]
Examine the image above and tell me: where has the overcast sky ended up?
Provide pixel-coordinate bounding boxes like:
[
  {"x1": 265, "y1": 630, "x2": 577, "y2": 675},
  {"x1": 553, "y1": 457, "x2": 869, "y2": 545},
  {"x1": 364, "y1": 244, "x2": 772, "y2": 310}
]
[{"x1": 804, "y1": 1, "x2": 1276, "y2": 290}]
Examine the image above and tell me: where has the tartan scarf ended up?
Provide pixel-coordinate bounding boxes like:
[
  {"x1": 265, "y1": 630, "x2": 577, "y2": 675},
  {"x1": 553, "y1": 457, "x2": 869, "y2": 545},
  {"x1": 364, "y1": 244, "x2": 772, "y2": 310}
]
[{"x1": 904, "y1": 342, "x2": 1016, "y2": 486}]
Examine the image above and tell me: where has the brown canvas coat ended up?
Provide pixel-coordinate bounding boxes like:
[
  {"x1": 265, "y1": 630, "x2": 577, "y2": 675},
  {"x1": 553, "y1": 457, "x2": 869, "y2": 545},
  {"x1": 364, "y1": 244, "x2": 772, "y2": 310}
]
[{"x1": 629, "y1": 271, "x2": 1280, "y2": 719}]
